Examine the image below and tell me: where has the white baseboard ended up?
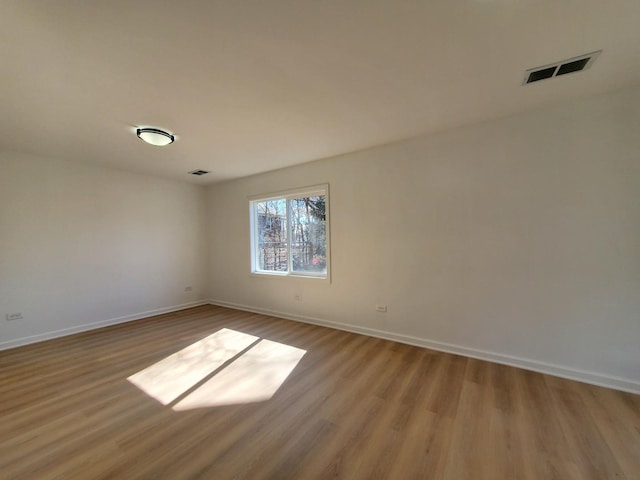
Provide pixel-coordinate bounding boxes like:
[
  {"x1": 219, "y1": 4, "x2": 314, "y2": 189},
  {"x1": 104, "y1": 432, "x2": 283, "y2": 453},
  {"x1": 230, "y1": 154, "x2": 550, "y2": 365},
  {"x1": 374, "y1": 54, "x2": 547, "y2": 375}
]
[
  {"x1": 0, "y1": 300, "x2": 209, "y2": 351},
  {"x1": 209, "y1": 299, "x2": 640, "y2": 395}
]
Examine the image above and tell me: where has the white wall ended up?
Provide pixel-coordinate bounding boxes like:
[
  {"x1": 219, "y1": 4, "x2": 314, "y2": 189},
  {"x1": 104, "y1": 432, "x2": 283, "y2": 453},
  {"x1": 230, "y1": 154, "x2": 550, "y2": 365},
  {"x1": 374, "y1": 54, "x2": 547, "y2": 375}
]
[
  {"x1": 1, "y1": 87, "x2": 638, "y2": 393},
  {"x1": 0, "y1": 151, "x2": 208, "y2": 348},
  {"x1": 207, "y1": 86, "x2": 640, "y2": 392}
]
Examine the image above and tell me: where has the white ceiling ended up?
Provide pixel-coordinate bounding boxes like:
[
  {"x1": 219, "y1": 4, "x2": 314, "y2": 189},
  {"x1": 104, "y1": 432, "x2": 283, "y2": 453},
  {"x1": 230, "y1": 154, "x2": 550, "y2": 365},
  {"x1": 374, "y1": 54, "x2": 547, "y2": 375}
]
[{"x1": 2, "y1": 1, "x2": 639, "y2": 184}]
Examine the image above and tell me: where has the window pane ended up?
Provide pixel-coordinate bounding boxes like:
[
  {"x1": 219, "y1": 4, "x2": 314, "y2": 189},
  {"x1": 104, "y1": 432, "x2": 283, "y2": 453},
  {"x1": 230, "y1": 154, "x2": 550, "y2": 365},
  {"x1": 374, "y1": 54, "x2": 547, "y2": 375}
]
[
  {"x1": 255, "y1": 199, "x2": 288, "y2": 271},
  {"x1": 289, "y1": 195, "x2": 326, "y2": 274}
]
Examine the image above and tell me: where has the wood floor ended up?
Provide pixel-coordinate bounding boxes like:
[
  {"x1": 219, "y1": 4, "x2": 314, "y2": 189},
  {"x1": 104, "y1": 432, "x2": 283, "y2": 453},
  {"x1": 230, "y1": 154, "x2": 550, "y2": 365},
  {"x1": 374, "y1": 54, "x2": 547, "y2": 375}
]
[{"x1": 1, "y1": 305, "x2": 639, "y2": 479}]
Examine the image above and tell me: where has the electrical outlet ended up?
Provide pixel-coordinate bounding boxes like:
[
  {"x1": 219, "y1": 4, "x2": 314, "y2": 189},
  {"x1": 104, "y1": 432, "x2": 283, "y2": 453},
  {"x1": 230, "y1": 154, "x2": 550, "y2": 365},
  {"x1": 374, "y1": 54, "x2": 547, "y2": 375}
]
[
  {"x1": 184, "y1": 286, "x2": 193, "y2": 292},
  {"x1": 294, "y1": 294, "x2": 302, "y2": 301},
  {"x1": 375, "y1": 305, "x2": 387, "y2": 313},
  {"x1": 6, "y1": 313, "x2": 23, "y2": 321}
]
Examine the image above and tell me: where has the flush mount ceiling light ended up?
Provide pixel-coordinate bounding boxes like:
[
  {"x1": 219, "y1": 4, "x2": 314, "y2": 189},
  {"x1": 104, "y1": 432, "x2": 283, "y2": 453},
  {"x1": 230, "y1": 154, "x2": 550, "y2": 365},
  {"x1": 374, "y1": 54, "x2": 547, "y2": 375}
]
[{"x1": 136, "y1": 127, "x2": 175, "y2": 146}]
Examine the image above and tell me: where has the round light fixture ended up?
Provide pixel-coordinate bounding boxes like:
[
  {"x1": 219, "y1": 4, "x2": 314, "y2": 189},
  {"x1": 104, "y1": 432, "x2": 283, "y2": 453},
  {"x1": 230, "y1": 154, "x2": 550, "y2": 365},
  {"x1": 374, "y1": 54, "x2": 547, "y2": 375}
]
[{"x1": 136, "y1": 127, "x2": 175, "y2": 146}]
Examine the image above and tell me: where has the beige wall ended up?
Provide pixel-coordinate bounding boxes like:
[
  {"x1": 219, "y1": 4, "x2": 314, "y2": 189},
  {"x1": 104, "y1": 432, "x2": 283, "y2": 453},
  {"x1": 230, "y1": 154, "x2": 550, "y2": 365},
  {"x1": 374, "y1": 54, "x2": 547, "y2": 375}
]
[
  {"x1": 1, "y1": 86, "x2": 638, "y2": 393},
  {"x1": 207, "y1": 86, "x2": 640, "y2": 392},
  {"x1": 0, "y1": 151, "x2": 209, "y2": 348}
]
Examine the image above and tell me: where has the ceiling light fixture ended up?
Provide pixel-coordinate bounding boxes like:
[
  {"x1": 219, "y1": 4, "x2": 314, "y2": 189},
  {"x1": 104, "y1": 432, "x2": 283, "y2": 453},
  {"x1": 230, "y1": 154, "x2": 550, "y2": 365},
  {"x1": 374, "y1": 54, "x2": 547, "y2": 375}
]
[{"x1": 136, "y1": 127, "x2": 175, "y2": 146}]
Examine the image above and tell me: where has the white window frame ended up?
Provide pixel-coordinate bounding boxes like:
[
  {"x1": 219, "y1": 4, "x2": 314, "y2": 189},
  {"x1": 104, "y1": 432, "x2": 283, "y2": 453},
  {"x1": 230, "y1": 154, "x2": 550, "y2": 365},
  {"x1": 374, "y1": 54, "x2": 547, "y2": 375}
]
[{"x1": 249, "y1": 184, "x2": 330, "y2": 282}]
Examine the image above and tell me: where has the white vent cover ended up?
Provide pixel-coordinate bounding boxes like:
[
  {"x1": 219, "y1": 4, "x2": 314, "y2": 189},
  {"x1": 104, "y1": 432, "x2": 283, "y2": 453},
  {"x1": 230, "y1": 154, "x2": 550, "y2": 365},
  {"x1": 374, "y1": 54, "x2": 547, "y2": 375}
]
[{"x1": 523, "y1": 50, "x2": 602, "y2": 85}]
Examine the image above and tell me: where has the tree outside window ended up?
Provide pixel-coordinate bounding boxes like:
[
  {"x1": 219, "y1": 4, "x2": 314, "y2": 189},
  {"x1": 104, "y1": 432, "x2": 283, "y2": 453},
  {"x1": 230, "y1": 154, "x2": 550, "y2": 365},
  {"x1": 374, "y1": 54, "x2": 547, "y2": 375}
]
[{"x1": 250, "y1": 185, "x2": 329, "y2": 279}]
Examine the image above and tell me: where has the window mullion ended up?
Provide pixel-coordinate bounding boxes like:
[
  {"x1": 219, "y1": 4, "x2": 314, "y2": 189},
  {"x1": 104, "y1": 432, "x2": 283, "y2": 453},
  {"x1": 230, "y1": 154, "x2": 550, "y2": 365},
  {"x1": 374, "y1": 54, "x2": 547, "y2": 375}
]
[
  {"x1": 251, "y1": 202, "x2": 256, "y2": 272},
  {"x1": 254, "y1": 203, "x2": 261, "y2": 272},
  {"x1": 286, "y1": 198, "x2": 292, "y2": 274}
]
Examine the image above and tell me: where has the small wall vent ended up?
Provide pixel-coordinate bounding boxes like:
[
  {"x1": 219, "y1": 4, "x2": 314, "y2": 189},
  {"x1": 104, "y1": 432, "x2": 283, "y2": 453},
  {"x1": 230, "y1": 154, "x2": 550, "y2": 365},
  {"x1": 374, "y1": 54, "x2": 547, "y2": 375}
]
[
  {"x1": 524, "y1": 50, "x2": 601, "y2": 85},
  {"x1": 189, "y1": 169, "x2": 210, "y2": 176}
]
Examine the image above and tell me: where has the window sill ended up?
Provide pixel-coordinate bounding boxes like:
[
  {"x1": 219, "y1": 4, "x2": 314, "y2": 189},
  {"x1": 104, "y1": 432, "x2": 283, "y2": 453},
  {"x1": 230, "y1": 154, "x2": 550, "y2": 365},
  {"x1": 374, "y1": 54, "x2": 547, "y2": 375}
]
[{"x1": 249, "y1": 271, "x2": 331, "y2": 283}]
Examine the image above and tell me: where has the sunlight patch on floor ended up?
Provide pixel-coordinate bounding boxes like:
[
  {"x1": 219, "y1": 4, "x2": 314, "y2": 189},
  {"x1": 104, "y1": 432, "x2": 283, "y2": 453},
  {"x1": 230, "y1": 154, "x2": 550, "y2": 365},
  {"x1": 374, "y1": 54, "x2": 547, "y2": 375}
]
[
  {"x1": 127, "y1": 328, "x2": 259, "y2": 405},
  {"x1": 127, "y1": 328, "x2": 306, "y2": 410},
  {"x1": 173, "y1": 338, "x2": 306, "y2": 410}
]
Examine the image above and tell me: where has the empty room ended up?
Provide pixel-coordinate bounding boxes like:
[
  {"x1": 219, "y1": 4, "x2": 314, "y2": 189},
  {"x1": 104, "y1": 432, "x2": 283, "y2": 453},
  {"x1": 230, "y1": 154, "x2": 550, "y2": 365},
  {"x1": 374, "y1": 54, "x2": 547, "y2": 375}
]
[{"x1": 1, "y1": 1, "x2": 639, "y2": 479}]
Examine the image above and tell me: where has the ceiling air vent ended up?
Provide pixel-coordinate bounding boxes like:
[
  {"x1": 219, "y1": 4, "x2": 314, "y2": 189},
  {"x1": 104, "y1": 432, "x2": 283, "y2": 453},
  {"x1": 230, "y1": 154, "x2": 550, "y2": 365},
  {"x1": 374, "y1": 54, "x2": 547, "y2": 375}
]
[
  {"x1": 189, "y1": 169, "x2": 210, "y2": 176},
  {"x1": 523, "y1": 50, "x2": 601, "y2": 85}
]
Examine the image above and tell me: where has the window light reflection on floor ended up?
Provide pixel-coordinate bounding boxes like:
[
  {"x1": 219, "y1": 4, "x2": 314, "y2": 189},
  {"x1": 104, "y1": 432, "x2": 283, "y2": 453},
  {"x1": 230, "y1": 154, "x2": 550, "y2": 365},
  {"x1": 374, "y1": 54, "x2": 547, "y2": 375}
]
[{"x1": 127, "y1": 328, "x2": 306, "y2": 410}]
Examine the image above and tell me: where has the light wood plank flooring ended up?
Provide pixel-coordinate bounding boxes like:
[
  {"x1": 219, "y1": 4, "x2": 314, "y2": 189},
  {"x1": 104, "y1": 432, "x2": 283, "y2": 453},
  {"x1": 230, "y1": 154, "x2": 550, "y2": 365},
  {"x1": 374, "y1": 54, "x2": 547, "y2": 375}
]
[{"x1": 1, "y1": 305, "x2": 639, "y2": 479}]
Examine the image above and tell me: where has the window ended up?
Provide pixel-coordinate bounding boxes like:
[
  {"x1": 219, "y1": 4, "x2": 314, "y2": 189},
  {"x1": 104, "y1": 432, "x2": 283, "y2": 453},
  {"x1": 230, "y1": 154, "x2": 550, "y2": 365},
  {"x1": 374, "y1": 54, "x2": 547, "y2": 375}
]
[{"x1": 250, "y1": 185, "x2": 329, "y2": 279}]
